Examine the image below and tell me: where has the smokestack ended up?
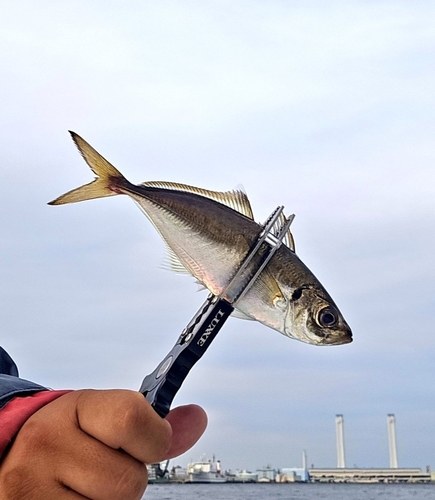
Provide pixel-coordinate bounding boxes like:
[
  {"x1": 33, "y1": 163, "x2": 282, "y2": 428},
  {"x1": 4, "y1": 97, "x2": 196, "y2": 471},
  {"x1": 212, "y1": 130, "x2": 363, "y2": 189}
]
[
  {"x1": 335, "y1": 414, "x2": 346, "y2": 468},
  {"x1": 387, "y1": 414, "x2": 398, "y2": 468}
]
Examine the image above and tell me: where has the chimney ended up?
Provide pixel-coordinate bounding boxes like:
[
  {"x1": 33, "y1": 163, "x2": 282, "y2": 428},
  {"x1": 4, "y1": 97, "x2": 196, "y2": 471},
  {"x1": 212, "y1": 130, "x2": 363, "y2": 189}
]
[
  {"x1": 335, "y1": 414, "x2": 346, "y2": 468},
  {"x1": 387, "y1": 414, "x2": 398, "y2": 468}
]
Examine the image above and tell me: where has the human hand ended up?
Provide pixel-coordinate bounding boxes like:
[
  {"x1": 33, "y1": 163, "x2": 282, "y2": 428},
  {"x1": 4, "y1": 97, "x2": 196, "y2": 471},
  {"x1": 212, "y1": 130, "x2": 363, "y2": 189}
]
[{"x1": 0, "y1": 389, "x2": 207, "y2": 499}]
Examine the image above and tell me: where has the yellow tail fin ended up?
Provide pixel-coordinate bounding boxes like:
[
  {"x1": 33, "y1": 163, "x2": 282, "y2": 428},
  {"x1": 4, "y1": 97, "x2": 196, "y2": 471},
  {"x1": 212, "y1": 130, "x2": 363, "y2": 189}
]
[{"x1": 48, "y1": 131, "x2": 127, "y2": 205}]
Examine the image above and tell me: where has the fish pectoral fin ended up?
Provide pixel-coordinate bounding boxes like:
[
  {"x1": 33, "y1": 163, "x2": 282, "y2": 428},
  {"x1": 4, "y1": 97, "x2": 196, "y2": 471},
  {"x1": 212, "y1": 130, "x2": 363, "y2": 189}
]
[
  {"x1": 252, "y1": 271, "x2": 286, "y2": 308},
  {"x1": 142, "y1": 181, "x2": 254, "y2": 219},
  {"x1": 48, "y1": 132, "x2": 127, "y2": 205}
]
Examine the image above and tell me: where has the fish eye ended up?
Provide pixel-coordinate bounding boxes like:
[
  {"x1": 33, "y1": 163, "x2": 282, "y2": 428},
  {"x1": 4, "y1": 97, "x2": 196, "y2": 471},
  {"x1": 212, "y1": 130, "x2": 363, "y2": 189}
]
[
  {"x1": 317, "y1": 308, "x2": 338, "y2": 328},
  {"x1": 291, "y1": 288, "x2": 303, "y2": 301}
]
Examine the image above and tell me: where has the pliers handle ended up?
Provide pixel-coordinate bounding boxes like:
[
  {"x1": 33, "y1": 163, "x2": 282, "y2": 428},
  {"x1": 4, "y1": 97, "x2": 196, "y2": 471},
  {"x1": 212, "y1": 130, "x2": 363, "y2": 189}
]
[{"x1": 139, "y1": 206, "x2": 294, "y2": 417}]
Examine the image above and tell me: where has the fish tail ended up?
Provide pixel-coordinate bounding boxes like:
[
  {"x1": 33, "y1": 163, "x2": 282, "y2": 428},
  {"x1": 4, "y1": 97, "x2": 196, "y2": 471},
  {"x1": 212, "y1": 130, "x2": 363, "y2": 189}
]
[{"x1": 48, "y1": 131, "x2": 129, "y2": 205}]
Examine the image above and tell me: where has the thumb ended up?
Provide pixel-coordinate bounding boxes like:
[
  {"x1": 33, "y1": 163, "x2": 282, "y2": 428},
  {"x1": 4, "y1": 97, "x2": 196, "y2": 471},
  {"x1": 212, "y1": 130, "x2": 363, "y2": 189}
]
[{"x1": 164, "y1": 404, "x2": 208, "y2": 459}]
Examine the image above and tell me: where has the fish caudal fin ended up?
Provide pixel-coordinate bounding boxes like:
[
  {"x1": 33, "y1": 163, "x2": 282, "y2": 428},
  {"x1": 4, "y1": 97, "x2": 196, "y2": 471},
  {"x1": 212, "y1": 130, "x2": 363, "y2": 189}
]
[{"x1": 48, "y1": 131, "x2": 127, "y2": 205}]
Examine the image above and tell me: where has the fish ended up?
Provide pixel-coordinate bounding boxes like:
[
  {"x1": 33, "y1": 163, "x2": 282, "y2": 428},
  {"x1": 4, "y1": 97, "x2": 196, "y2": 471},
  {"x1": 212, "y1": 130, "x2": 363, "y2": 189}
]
[{"x1": 49, "y1": 132, "x2": 352, "y2": 346}]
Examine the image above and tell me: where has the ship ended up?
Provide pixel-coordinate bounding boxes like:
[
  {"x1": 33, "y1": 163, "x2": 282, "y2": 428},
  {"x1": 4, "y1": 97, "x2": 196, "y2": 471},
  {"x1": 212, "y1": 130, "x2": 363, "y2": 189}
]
[{"x1": 185, "y1": 456, "x2": 227, "y2": 483}]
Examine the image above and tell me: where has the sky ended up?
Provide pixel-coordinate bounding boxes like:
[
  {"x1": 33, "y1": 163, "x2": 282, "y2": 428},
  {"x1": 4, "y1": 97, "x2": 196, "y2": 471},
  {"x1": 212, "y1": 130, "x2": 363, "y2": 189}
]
[{"x1": 0, "y1": 0, "x2": 434, "y2": 473}]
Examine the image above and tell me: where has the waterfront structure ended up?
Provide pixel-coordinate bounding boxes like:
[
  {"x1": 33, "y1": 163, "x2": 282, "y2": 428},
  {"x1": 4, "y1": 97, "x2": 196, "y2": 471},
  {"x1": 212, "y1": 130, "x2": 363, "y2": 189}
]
[
  {"x1": 335, "y1": 414, "x2": 346, "y2": 468},
  {"x1": 309, "y1": 468, "x2": 431, "y2": 483},
  {"x1": 170, "y1": 466, "x2": 188, "y2": 482},
  {"x1": 279, "y1": 467, "x2": 309, "y2": 482},
  {"x1": 256, "y1": 465, "x2": 277, "y2": 482},
  {"x1": 233, "y1": 470, "x2": 258, "y2": 482},
  {"x1": 387, "y1": 414, "x2": 399, "y2": 468},
  {"x1": 147, "y1": 461, "x2": 170, "y2": 483},
  {"x1": 147, "y1": 414, "x2": 433, "y2": 485},
  {"x1": 277, "y1": 449, "x2": 310, "y2": 482}
]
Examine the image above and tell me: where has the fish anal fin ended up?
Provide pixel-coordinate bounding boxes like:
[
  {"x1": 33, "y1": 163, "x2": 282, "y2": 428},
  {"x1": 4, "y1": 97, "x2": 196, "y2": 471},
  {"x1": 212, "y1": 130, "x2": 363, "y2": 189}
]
[
  {"x1": 231, "y1": 309, "x2": 255, "y2": 321},
  {"x1": 161, "y1": 246, "x2": 192, "y2": 275}
]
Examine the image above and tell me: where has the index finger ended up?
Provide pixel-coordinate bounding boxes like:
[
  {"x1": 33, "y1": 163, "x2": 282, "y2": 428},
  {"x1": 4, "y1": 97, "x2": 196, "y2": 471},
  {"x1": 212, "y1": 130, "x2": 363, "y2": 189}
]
[{"x1": 73, "y1": 389, "x2": 172, "y2": 464}]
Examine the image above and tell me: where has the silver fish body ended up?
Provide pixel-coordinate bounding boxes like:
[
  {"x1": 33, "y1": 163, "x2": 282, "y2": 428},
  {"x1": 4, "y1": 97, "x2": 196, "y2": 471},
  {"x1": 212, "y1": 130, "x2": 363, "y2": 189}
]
[{"x1": 49, "y1": 132, "x2": 352, "y2": 346}]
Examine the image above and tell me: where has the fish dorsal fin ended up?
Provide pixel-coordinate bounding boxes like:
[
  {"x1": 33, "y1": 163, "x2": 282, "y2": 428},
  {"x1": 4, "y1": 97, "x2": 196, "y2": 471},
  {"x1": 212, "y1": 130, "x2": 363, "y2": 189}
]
[
  {"x1": 142, "y1": 181, "x2": 254, "y2": 219},
  {"x1": 141, "y1": 181, "x2": 254, "y2": 276},
  {"x1": 271, "y1": 212, "x2": 296, "y2": 252}
]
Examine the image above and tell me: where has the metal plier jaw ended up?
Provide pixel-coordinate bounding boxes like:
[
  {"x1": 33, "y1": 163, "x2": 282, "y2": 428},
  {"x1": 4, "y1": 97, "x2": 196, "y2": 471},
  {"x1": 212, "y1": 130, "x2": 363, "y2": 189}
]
[{"x1": 139, "y1": 206, "x2": 295, "y2": 417}]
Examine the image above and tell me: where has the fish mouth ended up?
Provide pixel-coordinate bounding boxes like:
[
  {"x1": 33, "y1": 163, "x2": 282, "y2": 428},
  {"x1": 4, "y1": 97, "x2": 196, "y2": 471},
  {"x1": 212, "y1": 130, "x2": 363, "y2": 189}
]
[
  {"x1": 287, "y1": 329, "x2": 353, "y2": 346},
  {"x1": 319, "y1": 329, "x2": 353, "y2": 346}
]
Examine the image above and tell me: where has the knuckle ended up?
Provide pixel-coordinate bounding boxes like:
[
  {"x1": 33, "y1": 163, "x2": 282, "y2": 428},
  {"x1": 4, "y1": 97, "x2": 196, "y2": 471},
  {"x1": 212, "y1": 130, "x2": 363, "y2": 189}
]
[
  {"x1": 0, "y1": 411, "x2": 63, "y2": 498},
  {"x1": 113, "y1": 462, "x2": 147, "y2": 500},
  {"x1": 113, "y1": 395, "x2": 144, "y2": 435},
  {"x1": 0, "y1": 459, "x2": 39, "y2": 499},
  {"x1": 1, "y1": 465, "x2": 28, "y2": 496},
  {"x1": 18, "y1": 416, "x2": 57, "y2": 455}
]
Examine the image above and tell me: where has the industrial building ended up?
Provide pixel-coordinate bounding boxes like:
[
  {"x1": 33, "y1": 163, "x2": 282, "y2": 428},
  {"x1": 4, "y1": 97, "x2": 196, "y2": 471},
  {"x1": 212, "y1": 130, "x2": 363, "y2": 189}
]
[
  {"x1": 309, "y1": 467, "x2": 431, "y2": 483},
  {"x1": 309, "y1": 414, "x2": 431, "y2": 483}
]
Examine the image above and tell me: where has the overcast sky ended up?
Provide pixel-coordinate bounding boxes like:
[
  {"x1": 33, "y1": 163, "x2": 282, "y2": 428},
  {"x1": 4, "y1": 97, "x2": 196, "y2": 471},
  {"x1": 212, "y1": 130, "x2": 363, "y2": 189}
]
[{"x1": 1, "y1": 1, "x2": 434, "y2": 472}]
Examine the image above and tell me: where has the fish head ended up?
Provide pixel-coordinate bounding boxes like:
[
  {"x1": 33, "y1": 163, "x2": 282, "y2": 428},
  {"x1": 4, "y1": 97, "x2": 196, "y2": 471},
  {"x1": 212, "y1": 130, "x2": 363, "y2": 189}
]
[{"x1": 281, "y1": 284, "x2": 352, "y2": 346}]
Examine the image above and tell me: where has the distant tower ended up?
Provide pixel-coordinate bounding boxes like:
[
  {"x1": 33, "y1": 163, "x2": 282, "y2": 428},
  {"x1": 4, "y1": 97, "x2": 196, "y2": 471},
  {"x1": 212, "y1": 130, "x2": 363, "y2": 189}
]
[
  {"x1": 335, "y1": 414, "x2": 346, "y2": 468},
  {"x1": 387, "y1": 414, "x2": 398, "y2": 468},
  {"x1": 302, "y1": 449, "x2": 307, "y2": 470}
]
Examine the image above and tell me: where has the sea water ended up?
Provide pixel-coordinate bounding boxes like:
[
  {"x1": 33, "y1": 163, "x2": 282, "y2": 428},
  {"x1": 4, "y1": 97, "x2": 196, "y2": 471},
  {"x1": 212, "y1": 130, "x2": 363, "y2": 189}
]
[{"x1": 143, "y1": 483, "x2": 435, "y2": 500}]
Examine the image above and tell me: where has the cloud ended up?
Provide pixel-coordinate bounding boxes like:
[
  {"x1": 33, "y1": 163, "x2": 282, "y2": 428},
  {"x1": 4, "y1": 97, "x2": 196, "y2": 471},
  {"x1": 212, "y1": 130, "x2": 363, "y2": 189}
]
[{"x1": 0, "y1": 0, "x2": 434, "y2": 472}]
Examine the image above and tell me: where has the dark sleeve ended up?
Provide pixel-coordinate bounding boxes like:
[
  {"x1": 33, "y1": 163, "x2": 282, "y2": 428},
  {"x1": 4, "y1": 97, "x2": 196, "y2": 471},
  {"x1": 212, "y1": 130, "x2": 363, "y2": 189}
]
[
  {"x1": 0, "y1": 346, "x2": 48, "y2": 410},
  {"x1": 0, "y1": 346, "x2": 19, "y2": 377},
  {"x1": 0, "y1": 347, "x2": 71, "y2": 460}
]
